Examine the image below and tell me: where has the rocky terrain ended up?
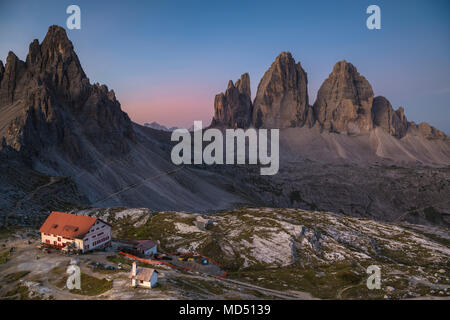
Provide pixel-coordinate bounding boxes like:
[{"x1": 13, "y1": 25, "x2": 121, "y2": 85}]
[
  {"x1": 0, "y1": 26, "x2": 250, "y2": 224},
  {"x1": 52, "y1": 206, "x2": 448, "y2": 299},
  {"x1": 0, "y1": 147, "x2": 88, "y2": 227},
  {"x1": 0, "y1": 25, "x2": 449, "y2": 229}
]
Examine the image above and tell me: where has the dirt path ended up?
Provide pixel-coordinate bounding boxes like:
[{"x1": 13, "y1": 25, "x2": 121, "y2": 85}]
[{"x1": 210, "y1": 275, "x2": 315, "y2": 300}]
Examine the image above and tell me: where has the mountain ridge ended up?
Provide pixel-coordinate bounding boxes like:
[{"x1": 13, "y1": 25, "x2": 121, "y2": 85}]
[
  {"x1": 0, "y1": 25, "x2": 449, "y2": 228},
  {"x1": 211, "y1": 53, "x2": 448, "y2": 142},
  {"x1": 144, "y1": 121, "x2": 178, "y2": 132}
]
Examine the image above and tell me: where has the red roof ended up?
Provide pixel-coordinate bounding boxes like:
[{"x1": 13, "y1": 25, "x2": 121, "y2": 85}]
[{"x1": 39, "y1": 212, "x2": 99, "y2": 239}]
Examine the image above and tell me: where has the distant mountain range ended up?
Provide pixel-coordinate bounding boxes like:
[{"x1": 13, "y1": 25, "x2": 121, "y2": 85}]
[
  {"x1": 0, "y1": 26, "x2": 449, "y2": 227},
  {"x1": 144, "y1": 122, "x2": 178, "y2": 132}
]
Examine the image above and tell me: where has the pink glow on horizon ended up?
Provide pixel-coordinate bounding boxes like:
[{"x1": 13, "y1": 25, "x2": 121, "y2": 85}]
[{"x1": 118, "y1": 85, "x2": 215, "y2": 129}]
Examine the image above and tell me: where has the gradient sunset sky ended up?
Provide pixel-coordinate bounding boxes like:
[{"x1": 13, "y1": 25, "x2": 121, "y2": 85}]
[{"x1": 1, "y1": 0, "x2": 449, "y2": 133}]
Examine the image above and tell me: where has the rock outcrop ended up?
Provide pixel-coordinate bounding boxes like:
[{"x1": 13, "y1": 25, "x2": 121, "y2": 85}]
[
  {"x1": 211, "y1": 73, "x2": 253, "y2": 128},
  {"x1": 313, "y1": 60, "x2": 374, "y2": 134},
  {"x1": 371, "y1": 96, "x2": 447, "y2": 140},
  {"x1": 372, "y1": 96, "x2": 408, "y2": 138},
  {"x1": 211, "y1": 53, "x2": 447, "y2": 142},
  {"x1": 408, "y1": 122, "x2": 448, "y2": 140},
  {"x1": 0, "y1": 25, "x2": 135, "y2": 167},
  {"x1": 252, "y1": 52, "x2": 311, "y2": 128}
]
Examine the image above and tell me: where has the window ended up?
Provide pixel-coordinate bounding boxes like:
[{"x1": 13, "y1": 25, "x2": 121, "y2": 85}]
[
  {"x1": 53, "y1": 241, "x2": 57, "y2": 245},
  {"x1": 58, "y1": 237, "x2": 61, "y2": 242},
  {"x1": 84, "y1": 238, "x2": 88, "y2": 242}
]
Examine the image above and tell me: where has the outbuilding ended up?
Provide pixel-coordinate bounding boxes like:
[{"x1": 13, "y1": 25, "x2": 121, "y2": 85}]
[
  {"x1": 130, "y1": 262, "x2": 158, "y2": 288},
  {"x1": 136, "y1": 240, "x2": 157, "y2": 256}
]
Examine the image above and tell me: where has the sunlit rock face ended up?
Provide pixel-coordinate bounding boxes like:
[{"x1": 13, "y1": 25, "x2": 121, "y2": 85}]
[
  {"x1": 252, "y1": 52, "x2": 311, "y2": 129},
  {"x1": 313, "y1": 60, "x2": 374, "y2": 134},
  {"x1": 211, "y1": 73, "x2": 253, "y2": 128}
]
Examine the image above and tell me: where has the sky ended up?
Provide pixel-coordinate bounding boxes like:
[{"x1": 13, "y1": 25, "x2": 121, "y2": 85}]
[{"x1": 0, "y1": 0, "x2": 449, "y2": 133}]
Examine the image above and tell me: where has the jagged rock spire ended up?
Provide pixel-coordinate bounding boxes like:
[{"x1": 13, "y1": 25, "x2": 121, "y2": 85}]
[
  {"x1": 313, "y1": 60, "x2": 374, "y2": 134},
  {"x1": 211, "y1": 73, "x2": 253, "y2": 128},
  {"x1": 252, "y1": 52, "x2": 310, "y2": 128},
  {"x1": 0, "y1": 25, "x2": 136, "y2": 166},
  {"x1": 372, "y1": 96, "x2": 408, "y2": 138}
]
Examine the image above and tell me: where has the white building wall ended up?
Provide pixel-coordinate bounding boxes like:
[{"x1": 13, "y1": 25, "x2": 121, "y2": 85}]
[
  {"x1": 79, "y1": 220, "x2": 111, "y2": 252},
  {"x1": 41, "y1": 220, "x2": 111, "y2": 253},
  {"x1": 41, "y1": 233, "x2": 75, "y2": 248}
]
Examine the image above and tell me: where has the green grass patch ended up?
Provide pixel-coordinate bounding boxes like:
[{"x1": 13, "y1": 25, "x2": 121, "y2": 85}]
[
  {"x1": 0, "y1": 250, "x2": 11, "y2": 264},
  {"x1": 69, "y1": 273, "x2": 113, "y2": 296},
  {"x1": 229, "y1": 261, "x2": 368, "y2": 299}
]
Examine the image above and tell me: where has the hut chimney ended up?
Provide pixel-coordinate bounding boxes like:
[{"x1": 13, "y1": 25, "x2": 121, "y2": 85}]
[{"x1": 132, "y1": 262, "x2": 137, "y2": 276}]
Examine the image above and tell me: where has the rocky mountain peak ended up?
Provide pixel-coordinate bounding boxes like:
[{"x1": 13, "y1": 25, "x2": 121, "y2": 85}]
[
  {"x1": 211, "y1": 73, "x2": 253, "y2": 128},
  {"x1": 313, "y1": 60, "x2": 374, "y2": 134},
  {"x1": 0, "y1": 60, "x2": 4, "y2": 80},
  {"x1": 372, "y1": 96, "x2": 408, "y2": 138},
  {"x1": 227, "y1": 80, "x2": 234, "y2": 90},
  {"x1": 0, "y1": 51, "x2": 26, "y2": 105},
  {"x1": 0, "y1": 25, "x2": 135, "y2": 170},
  {"x1": 371, "y1": 96, "x2": 448, "y2": 140},
  {"x1": 209, "y1": 52, "x2": 447, "y2": 141},
  {"x1": 252, "y1": 51, "x2": 310, "y2": 128},
  {"x1": 235, "y1": 72, "x2": 250, "y2": 97},
  {"x1": 409, "y1": 122, "x2": 448, "y2": 140}
]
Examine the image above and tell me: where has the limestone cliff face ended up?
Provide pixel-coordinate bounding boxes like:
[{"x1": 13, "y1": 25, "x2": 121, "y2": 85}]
[
  {"x1": 313, "y1": 61, "x2": 374, "y2": 134},
  {"x1": 371, "y1": 96, "x2": 448, "y2": 140},
  {"x1": 0, "y1": 25, "x2": 135, "y2": 167},
  {"x1": 408, "y1": 122, "x2": 448, "y2": 140},
  {"x1": 211, "y1": 54, "x2": 447, "y2": 142},
  {"x1": 211, "y1": 73, "x2": 252, "y2": 128},
  {"x1": 372, "y1": 96, "x2": 408, "y2": 138},
  {"x1": 252, "y1": 52, "x2": 311, "y2": 128}
]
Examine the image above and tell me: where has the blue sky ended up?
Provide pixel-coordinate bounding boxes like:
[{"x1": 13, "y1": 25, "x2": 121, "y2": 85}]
[{"x1": 0, "y1": 0, "x2": 449, "y2": 133}]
